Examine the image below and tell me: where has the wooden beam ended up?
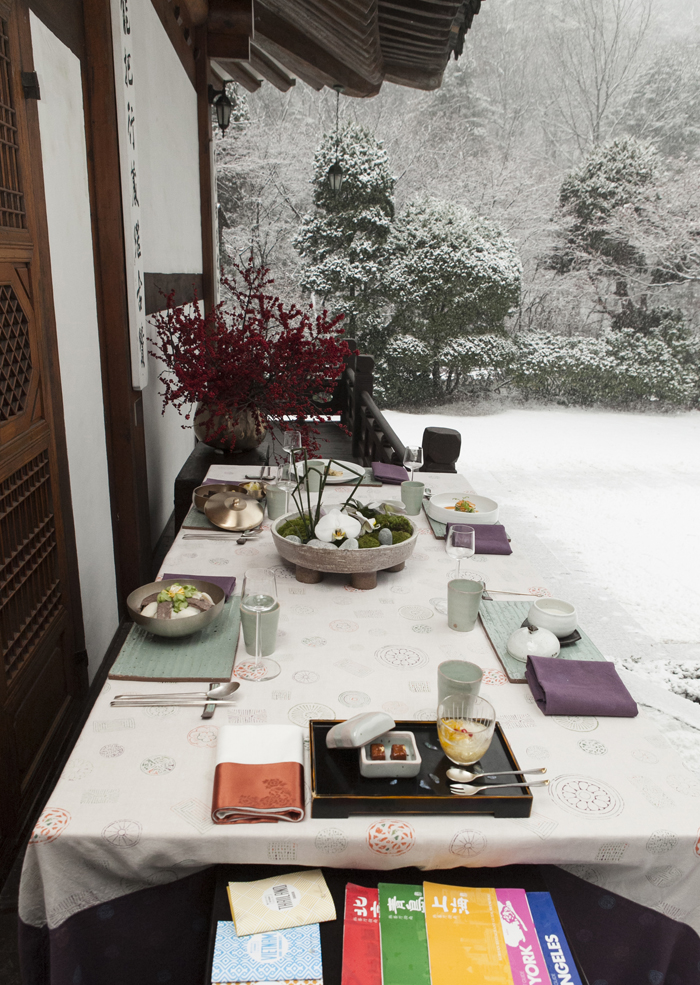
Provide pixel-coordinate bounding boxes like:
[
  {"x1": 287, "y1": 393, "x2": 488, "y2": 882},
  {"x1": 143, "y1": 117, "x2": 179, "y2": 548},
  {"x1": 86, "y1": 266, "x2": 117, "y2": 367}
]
[
  {"x1": 28, "y1": 0, "x2": 85, "y2": 59},
  {"x1": 82, "y1": 0, "x2": 153, "y2": 604},
  {"x1": 254, "y1": 3, "x2": 381, "y2": 96},
  {"x1": 252, "y1": 35, "x2": 328, "y2": 90},
  {"x1": 181, "y1": 0, "x2": 209, "y2": 25},
  {"x1": 207, "y1": 0, "x2": 252, "y2": 59},
  {"x1": 213, "y1": 56, "x2": 261, "y2": 92},
  {"x1": 249, "y1": 44, "x2": 295, "y2": 92},
  {"x1": 149, "y1": 0, "x2": 196, "y2": 87},
  {"x1": 195, "y1": 25, "x2": 216, "y2": 314}
]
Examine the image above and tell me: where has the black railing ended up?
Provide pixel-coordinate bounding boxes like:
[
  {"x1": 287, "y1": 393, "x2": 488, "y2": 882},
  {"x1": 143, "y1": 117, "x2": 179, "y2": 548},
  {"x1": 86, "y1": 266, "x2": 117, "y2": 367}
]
[{"x1": 339, "y1": 341, "x2": 460, "y2": 472}]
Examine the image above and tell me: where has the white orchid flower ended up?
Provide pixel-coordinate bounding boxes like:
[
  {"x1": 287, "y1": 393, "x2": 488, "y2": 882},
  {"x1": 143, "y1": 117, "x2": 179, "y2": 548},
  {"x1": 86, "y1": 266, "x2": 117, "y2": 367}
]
[{"x1": 314, "y1": 508, "x2": 362, "y2": 543}]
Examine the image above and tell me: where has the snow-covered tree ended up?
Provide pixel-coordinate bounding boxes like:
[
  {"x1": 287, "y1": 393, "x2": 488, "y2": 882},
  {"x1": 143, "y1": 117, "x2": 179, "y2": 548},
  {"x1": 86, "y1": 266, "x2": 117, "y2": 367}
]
[
  {"x1": 380, "y1": 199, "x2": 521, "y2": 404},
  {"x1": 294, "y1": 124, "x2": 395, "y2": 348}
]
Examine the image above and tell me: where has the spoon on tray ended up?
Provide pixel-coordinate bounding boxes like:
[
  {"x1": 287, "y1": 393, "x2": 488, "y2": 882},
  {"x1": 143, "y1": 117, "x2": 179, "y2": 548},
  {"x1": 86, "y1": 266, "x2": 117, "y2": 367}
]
[
  {"x1": 450, "y1": 780, "x2": 549, "y2": 796},
  {"x1": 446, "y1": 766, "x2": 546, "y2": 783},
  {"x1": 112, "y1": 681, "x2": 240, "y2": 702}
]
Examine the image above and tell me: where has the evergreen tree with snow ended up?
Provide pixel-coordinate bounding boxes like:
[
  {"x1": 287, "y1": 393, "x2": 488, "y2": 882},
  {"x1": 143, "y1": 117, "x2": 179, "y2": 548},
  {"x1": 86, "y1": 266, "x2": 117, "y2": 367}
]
[{"x1": 294, "y1": 123, "x2": 395, "y2": 349}]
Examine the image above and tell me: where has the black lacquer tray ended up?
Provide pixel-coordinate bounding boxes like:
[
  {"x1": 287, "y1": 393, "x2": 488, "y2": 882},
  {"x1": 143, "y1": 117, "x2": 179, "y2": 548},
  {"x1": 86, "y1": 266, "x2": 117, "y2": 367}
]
[{"x1": 309, "y1": 720, "x2": 533, "y2": 818}]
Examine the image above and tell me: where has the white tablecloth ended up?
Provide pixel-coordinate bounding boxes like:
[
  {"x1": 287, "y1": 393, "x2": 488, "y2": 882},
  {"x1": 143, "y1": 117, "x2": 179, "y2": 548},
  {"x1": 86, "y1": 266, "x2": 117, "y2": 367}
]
[{"x1": 19, "y1": 468, "x2": 700, "y2": 936}]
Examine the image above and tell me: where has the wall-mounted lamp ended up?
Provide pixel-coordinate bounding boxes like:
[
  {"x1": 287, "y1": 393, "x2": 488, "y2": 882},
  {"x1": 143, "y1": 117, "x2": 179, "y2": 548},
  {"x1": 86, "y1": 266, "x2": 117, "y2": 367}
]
[{"x1": 208, "y1": 84, "x2": 233, "y2": 134}]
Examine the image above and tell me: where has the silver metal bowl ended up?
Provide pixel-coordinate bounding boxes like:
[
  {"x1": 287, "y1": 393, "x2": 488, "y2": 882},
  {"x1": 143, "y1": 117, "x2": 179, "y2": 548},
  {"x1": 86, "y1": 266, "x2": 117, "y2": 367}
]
[{"x1": 126, "y1": 579, "x2": 225, "y2": 638}]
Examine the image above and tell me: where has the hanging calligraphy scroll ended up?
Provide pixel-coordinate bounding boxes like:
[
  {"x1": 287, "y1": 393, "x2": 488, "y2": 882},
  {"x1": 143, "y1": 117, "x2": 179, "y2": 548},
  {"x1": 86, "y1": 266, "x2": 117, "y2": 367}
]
[{"x1": 110, "y1": 0, "x2": 148, "y2": 389}]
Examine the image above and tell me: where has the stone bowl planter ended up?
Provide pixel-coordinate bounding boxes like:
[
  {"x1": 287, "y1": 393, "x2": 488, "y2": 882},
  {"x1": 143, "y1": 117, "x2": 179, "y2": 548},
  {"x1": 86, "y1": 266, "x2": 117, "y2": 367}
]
[{"x1": 270, "y1": 511, "x2": 418, "y2": 590}]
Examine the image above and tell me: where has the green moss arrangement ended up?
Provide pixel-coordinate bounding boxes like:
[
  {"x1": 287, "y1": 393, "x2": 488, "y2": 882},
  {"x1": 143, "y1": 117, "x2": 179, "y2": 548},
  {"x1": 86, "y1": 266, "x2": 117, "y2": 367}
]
[
  {"x1": 278, "y1": 516, "x2": 311, "y2": 539},
  {"x1": 391, "y1": 530, "x2": 411, "y2": 545},
  {"x1": 375, "y1": 514, "x2": 413, "y2": 533},
  {"x1": 358, "y1": 534, "x2": 381, "y2": 549}
]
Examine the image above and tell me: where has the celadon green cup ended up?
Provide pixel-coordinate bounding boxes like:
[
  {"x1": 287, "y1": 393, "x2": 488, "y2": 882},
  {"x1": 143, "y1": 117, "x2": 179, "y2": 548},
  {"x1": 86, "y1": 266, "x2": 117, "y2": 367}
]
[
  {"x1": 304, "y1": 464, "x2": 324, "y2": 492},
  {"x1": 241, "y1": 601, "x2": 280, "y2": 657},
  {"x1": 265, "y1": 484, "x2": 288, "y2": 520},
  {"x1": 447, "y1": 578, "x2": 485, "y2": 632},
  {"x1": 401, "y1": 480, "x2": 425, "y2": 515}
]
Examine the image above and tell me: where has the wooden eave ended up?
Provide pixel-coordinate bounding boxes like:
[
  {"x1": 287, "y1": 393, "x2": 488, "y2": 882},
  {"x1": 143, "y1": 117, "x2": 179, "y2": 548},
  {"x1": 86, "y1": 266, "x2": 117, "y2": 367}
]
[{"x1": 173, "y1": 0, "x2": 482, "y2": 96}]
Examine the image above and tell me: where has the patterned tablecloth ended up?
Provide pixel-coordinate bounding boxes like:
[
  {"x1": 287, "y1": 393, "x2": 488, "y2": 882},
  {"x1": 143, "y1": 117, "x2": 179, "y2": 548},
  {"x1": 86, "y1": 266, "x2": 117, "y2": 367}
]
[{"x1": 19, "y1": 468, "x2": 700, "y2": 936}]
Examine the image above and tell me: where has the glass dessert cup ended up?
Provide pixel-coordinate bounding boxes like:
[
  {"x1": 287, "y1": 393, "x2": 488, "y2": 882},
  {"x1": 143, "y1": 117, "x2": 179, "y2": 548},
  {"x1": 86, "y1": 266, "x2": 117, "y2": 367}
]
[{"x1": 437, "y1": 694, "x2": 496, "y2": 765}]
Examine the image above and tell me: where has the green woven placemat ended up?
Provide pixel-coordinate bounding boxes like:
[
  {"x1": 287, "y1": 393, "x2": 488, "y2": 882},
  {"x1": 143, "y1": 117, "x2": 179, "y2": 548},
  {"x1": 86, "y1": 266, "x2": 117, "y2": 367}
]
[
  {"x1": 182, "y1": 505, "x2": 218, "y2": 529},
  {"x1": 109, "y1": 597, "x2": 241, "y2": 682},
  {"x1": 479, "y1": 600, "x2": 606, "y2": 683}
]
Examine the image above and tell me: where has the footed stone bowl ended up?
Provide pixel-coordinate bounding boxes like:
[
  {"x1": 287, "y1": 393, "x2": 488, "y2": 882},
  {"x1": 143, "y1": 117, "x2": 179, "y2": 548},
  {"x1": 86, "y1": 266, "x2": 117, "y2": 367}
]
[{"x1": 270, "y1": 511, "x2": 418, "y2": 590}]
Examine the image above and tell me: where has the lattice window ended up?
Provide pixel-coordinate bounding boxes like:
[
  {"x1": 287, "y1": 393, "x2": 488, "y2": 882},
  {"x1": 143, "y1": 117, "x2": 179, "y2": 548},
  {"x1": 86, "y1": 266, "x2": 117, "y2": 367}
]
[
  {"x1": 0, "y1": 451, "x2": 60, "y2": 682},
  {"x1": 0, "y1": 19, "x2": 24, "y2": 229},
  {"x1": 0, "y1": 283, "x2": 31, "y2": 421}
]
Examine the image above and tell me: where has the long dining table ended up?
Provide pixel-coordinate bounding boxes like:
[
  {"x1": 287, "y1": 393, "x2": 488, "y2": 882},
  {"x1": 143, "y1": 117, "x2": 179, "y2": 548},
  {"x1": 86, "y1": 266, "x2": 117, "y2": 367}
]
[{"x1": 17, "y1": 465, "x2": 700, "y2": 984}]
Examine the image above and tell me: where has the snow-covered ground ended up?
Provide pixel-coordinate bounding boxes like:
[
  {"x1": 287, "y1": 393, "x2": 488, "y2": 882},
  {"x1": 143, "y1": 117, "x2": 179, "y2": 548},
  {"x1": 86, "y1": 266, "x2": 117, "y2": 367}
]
[{"x1": 386, "y1": 406, "x2": 700, "y2": 673}]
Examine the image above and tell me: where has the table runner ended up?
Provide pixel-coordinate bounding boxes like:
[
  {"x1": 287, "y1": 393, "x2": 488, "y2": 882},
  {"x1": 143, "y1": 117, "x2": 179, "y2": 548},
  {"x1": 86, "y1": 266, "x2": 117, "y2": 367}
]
[{"x1": 19, "y1": 467, "x2": 700, "y2": 952}]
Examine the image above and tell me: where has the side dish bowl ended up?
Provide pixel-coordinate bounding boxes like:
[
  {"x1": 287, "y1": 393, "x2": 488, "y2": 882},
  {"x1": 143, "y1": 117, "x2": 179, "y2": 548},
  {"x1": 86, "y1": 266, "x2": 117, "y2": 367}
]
[{"x1": 426, "y1": 492, "x2": 499, "y2": 525}]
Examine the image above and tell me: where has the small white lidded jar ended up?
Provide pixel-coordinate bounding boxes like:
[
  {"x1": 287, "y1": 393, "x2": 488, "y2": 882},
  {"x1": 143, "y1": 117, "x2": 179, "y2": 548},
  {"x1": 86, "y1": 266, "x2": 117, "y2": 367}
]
[{"x1": 528, "y1": 597, "x2": 577, "y2": 638}]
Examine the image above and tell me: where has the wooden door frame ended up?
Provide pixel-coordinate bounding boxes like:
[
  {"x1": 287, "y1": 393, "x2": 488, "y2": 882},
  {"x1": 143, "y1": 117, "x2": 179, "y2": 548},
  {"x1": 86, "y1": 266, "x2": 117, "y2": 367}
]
[{"x1": 81, "y1": 0, "x2": 152, "y2": 608}]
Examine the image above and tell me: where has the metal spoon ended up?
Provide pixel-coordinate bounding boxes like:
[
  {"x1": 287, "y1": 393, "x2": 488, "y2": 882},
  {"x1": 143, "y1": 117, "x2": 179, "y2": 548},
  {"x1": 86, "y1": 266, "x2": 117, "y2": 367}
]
[
  {"x1": 113, "y1": 681, "x2": 240, "y2": 701},
  {"x1": 446, "y1": 766, "x2": 546, "y2": 783},
  {"x1": 237, "y1": 525, "x2": 263, "y2": 546},
  {"x1": 450, "y1": 780, "x2": 549, "y2": 796},
  {"x1": 110, "y1": 699, "x2": 239, "y2": 708}
]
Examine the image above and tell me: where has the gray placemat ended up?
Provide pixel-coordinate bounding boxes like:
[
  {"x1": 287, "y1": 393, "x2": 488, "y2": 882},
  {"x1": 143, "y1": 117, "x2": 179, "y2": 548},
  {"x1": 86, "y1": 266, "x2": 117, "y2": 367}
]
[
  {"x1": 333, "y1": 469, "x2": 382, "y2": 487},
  {"x1": 479, "y1": 600, "x2": 607, "y2": 684},
  {"x1": 109, "y1": 597, "x2": 241, "y2": 682},
  {"x1": 424, "y1": 504, "x2": 446, "y2": 538}
]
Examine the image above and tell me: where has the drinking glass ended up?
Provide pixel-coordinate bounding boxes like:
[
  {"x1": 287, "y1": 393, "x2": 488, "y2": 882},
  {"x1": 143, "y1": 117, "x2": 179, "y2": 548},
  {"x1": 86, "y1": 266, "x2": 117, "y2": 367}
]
[
  {"x1": 446, "y1": 523, "x2": 475, "y2": 578},
  {"x1": 277, "y1": 431, "x2": 302, "y2": 511},
  {"x1": 403, "y1": 445, "x2": 422, "y2": 480},
  {"x1": 437, "y1": 694, "x2": 496, "y2": 765},
  {"x1": 238, "y1": 568, "x2": 280, "y2": 681}
]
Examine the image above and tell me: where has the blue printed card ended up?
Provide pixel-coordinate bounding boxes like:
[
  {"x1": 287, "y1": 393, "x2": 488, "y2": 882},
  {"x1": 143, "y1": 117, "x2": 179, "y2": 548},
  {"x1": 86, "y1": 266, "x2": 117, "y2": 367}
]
[
  {"x1": 527, "y1": 892, "x2": 582, "y2": 985},
  {"x1": 211, "y1": 920, "x2": 323, "y2": 982}
]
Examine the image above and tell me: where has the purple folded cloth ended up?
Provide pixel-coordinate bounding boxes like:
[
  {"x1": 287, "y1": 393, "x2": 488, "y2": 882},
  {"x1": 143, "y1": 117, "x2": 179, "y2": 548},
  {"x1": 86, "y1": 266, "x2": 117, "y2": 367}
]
[
  {"x1": 372, "y1": 461, "x2": 409, "y2": 484},
  {"x1": 447, "y1": 522, "x2": 512, "y2": 556},
  {"x1": 525, "y1": 655, "x2": 638, "y2": 717},
  {"x1": 161, "y1": 573, "x2": 237, "y2": 599}
]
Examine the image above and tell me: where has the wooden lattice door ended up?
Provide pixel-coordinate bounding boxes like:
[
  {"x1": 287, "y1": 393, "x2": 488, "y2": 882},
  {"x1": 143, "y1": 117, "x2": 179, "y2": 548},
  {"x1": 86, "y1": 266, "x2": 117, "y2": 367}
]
[{"x1": 0, "y1": 2, "x2": 87, "y2": 880}]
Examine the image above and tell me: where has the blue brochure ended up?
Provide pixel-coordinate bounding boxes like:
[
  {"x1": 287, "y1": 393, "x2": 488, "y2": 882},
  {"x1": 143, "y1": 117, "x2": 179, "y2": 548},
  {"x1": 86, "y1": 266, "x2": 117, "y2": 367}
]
[
  {"x1": 211, "y1": 920, "x2": 323, "y2": 982},
  {"x1": 527, "y1": 892, "x2": 583, "y2": 985}
]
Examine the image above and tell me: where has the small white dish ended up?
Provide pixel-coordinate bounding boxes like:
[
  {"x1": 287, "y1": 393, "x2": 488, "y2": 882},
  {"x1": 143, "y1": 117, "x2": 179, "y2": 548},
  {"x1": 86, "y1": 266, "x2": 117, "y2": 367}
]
[
  {"x1": 506, "y1": 625, "x2": 561, "y2": 663},
  {"x1": 528, "y1": 598, "x2": 577, "y2": 638},
  {"x1": 426, "y1": 492, "x2": 499, "y2": 525},
  {"x1": 359, "y1": 730, "x2": 421, "y2": 778}
]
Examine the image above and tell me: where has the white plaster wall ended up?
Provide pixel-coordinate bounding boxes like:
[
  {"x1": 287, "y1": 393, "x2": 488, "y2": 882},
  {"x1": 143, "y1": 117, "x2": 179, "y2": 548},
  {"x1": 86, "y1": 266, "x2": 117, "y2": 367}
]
[
  {"x1": 130, "y1": 1, "x2": 200, "y2": 544},
  {"x1": 31, "y1": 14, "x2": 119, "y2": 681}
]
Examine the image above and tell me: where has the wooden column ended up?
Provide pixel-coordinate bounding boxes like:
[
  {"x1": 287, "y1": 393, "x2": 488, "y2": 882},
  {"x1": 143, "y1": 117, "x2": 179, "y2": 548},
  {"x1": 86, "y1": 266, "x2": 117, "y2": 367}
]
[
  {"x1": 195, "y1": 25, "x2": 216, "y2": 313},
  {"x1": 82, "y1": 0, "x2": 152, "y2": 607}
]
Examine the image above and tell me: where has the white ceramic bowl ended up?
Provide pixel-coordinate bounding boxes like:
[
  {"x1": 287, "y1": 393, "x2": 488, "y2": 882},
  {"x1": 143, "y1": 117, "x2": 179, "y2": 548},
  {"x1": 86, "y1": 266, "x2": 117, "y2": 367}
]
[
  {"x1": 506, "y1": 625, "x2": 561, "y2": 662},
  {"x1": 359, "y1": 730, "x2": 422, "y2": 778},
  {"x1": 426, "y1": 492, "x2": 499, "y2": 526},
  {"x1": 528, "y1": 598, "x2": 577, "y2": 638}
]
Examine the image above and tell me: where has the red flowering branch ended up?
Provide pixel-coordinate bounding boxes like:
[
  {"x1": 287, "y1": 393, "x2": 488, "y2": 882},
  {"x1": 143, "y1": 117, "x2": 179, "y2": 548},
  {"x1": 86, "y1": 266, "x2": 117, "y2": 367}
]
[{"x1": 150, "y1": 258, "x2": 355, "y2": 454}]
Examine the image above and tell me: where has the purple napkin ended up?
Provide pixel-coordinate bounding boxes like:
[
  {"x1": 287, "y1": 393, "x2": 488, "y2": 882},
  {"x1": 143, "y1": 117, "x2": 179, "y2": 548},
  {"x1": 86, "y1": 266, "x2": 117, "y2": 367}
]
[
  {"x1": 372, "y1": 461, "x2": 409, "y2": 484},
  {"x1": 161, "y1": 573, "x2": 237, "y2": 599},
  {"x1": 525, "y1": 656, "x2": 638, "y2": 717},
  {"x1": 447, "y1": 522, "x2": 512, "y2": 556}
]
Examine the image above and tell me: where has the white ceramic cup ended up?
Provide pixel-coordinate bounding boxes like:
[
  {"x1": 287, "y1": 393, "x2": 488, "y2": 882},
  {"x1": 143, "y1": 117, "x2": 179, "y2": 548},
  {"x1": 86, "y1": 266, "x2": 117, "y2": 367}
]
[{"x1": 527, "y1": 597, "x2": 577, "y2": 638}]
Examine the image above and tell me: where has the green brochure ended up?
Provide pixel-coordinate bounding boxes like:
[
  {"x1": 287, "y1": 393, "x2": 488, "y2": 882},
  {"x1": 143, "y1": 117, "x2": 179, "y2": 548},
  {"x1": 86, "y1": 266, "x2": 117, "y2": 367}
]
[{"x1": 378, "y1": 883, "x2": 430, "y2": 985}]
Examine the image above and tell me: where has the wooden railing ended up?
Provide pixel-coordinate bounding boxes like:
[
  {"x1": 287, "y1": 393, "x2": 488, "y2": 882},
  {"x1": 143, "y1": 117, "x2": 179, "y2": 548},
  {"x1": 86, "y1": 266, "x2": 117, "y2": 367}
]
[{"x1": 337, "y1": 340, "x2": 461, "y2": 472}]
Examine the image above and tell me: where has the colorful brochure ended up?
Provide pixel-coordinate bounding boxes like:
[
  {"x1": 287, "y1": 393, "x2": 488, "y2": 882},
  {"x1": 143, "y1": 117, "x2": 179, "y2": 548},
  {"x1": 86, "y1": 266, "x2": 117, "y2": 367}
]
[
  {"x1": 211, "y1": 920, "x2": 323, "y2": 983},
  {"x1": 496, "y1": 888, "x2": 549, "y2": 985},
  {"x1": 378, "y1": 883, "x2": 431, "y2": 985},
  {"x1": 227, "y1": 869, "x2": 336, "y2": 935},
  {"x1": 423, "y1": 882, "x2": 514, "y2": 985},
  {"x1": 340, "y1": 883, "x2": 381, "y2": 985},
  {"x1": 527, "y1": 892, "x2": 583, "y2": 985}
]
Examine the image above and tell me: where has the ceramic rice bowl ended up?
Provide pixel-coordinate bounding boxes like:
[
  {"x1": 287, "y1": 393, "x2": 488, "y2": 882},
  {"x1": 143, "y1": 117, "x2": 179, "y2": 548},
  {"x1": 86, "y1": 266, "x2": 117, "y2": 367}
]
[{"x1": 426, "y1": 492, "x2": 499, "y2": 525}]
